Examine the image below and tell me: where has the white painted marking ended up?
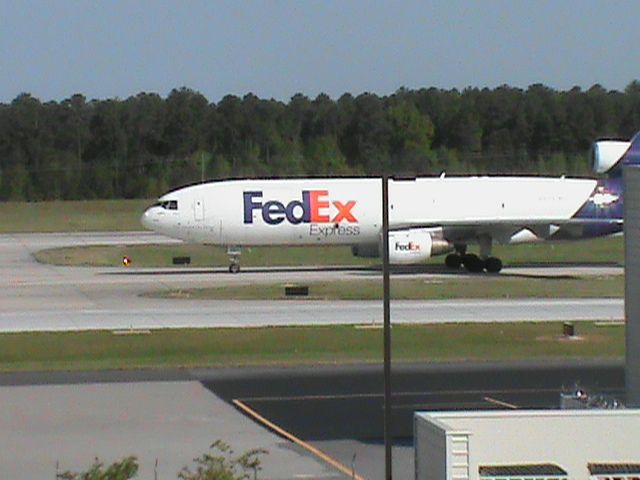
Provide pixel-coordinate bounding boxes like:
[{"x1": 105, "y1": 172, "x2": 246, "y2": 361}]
[{"x1": 484, "y1": 396, "x2": 518, "y2": 409}]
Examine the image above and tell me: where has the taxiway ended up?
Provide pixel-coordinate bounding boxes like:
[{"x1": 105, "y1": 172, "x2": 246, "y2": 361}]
[{"x1": 0, "y1": 232, "x2": 624, "y2": 332}]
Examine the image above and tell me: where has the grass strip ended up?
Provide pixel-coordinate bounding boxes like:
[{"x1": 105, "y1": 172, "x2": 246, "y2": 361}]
[
  {"x1": 0, "y1": 323, "x2": 624, "y2": 372},
  {"x1": 34, "y1": 244, "x2": 375, "y2": 267},
  {"x1": 0, "y1": 199, "x2": 150, "y2": 233},
  {"x1": 33, "y1": 236, "x2": 624, "y2": 268},
  {"x1": 149, "y1": 276, "x2": 623, "y2": 301}
]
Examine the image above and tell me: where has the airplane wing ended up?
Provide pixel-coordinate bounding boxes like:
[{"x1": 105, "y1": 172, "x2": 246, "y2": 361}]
[{"x1": 390, "y1": 218, "x2": 623, "y2": 244}]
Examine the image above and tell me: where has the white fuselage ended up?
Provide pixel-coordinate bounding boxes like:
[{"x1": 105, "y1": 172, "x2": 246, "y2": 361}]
[{"x1": 141, "y1": 177, "x2": 598, "y2": 246}]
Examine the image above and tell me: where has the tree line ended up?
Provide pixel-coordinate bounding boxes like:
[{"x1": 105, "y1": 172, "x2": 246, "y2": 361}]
[{"x1": 1, "y1": 81, "x2": 639, "y2": 201}]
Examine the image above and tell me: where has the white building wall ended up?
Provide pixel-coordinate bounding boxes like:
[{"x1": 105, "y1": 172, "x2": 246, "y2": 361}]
[
  {"x1": 415, "y1": 415, "x2": 448, "y2": 480},
  {"x1": 448, "y1": 433, "x2": 471, "y2": 480},
  {"x1": 415, "y1": 410, "x2": 640, "y2": 480}
]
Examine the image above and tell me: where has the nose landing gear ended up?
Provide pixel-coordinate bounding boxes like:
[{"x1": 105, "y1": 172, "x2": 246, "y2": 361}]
[{"x1": 227, "y1": 246, "x2": 242, "y2": 274}]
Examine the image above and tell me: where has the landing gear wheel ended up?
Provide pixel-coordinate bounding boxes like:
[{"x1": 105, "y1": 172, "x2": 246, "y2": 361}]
[
  {"x1": 445, "y1": 254, "x2": 462, "y2": 269},
  {"x1": 463, "y1": 254, "x2": 485, "y2": 273},
  {"x1": 226, "y1": 245, "x2": 242, "y2": 274},
  {"x1": 485, "y1": 257, "x2": 503, "y2": 273}
]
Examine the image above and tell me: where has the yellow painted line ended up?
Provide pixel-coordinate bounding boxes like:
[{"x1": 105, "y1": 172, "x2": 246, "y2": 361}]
[
  {"x1": 483, "y1": 396, "x2": 518, "y2": 409},
  {"x1": 232, "y1": 399, "x2": 365, "y2": 480}
]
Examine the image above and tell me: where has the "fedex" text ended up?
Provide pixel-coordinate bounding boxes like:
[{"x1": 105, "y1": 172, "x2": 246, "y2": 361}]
[
  {"x1": 243, "y1": 190, "x2": 358, "y2": 225},
  {"x1": 395, "y1": 242, "x2": 420, "y2": 252}
]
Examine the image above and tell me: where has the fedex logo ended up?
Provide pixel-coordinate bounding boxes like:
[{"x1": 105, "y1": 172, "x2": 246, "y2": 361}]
[
  {"x1": 243, "y1": 190, "x2": 357, "y2": 225},
  {"x1": 395, "y1": 242, "x2": 420, "y2": 252}
]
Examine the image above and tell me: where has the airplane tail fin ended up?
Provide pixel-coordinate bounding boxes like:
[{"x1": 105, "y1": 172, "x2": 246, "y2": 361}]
[{"x1": 610, "y1": 131, "x2": 640, "y2": 176}]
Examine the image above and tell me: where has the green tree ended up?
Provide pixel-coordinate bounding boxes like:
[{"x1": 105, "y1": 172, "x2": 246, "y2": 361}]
[
  {"x1": 308, "y1": 93, "x2": 339, "y2": 138},
  {"x1": 387, "y1": 98, "x2": 434, "y2": 172},
  {"x1": 388, "y1": 99, "x2": 433, "y2": 153},
  {"x1": 1, "y1": 81, "x2": 639, "y2": 199},
  {"x1": 57, "y1": 456, "x2": 138, "y2": 480},
  {"x1": 304, "y1": 135, "x2": 349, "y2": 175},
  {"x1": 7, "y1": 93, "x2": 48, "y2": 198},
  {"x1": 60, "y1": 94, "x2": 91, "y2": 168},
  {"x1": 1, "y1": 162, "x2": 29, "y2": 200},
  {"x1": 163, "y1": 87, "x2": 209, "y2": 157},
  {"x1": 86, "y1": 99, "x2": 128, "y2": 197},
  {"x1": 178, "y1": 440, "x2": 267, "y2": 480},
  {"x1": 209, "y1": 153, "x2": 233, "y2": 178},
  {"x1": 342, "y1": 93, "x2": 391, "y2": 173},
  {"x1": 240, "y1": 94, "x2": 287, "y2": 170},
  {"x1": 622, "y1": 80, "x2": 640, "y2": 137},
  {"x1": 562, "y1": 86, "x2": 596, "y2": 152}
]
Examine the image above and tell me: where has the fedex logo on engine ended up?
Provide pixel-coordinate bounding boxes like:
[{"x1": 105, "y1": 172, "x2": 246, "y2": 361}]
[
  {"x1": 243, "y1": 190, "x2": 358, "y2": 225},
  {"x1": 395, "y1": 242, "x2": 420, "y2": 252}
]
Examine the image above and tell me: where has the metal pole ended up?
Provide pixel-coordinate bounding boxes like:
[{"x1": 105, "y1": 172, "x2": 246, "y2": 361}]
[{"x1": 382, "y1": 175, "x2": 392, "y2": 480}]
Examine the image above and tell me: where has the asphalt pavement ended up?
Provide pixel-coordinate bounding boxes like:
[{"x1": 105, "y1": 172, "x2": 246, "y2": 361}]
[
  {"x1": 199, "y1": 361, "x2": 625, "y2": 480},
  {"x1": 0, "y1": 232, "x2": 624, "y2": 332},
  {"x1": 0, "y1": 232, "x2": 627, "y2": 480},
  {"x1": 0, "y1": 361, "x2": 624, "y2": 480}
]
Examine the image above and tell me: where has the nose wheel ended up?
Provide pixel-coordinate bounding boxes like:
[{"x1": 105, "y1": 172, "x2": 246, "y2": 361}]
[{"x1": 226, "y1": 246, "x2": 242, "y2": 274}]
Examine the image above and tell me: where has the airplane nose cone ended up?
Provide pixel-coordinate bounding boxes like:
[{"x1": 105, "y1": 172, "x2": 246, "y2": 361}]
[{"x1": 140, "y1": 208, "x2": 155, "y2": 230}]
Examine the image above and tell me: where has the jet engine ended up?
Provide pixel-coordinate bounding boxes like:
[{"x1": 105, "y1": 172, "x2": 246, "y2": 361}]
[
  {"x1": 388, "y1": 229, "x2": 434, "y2": 264},
  {"x1": 591, "y1": 140, "x2": 630, "y2": 174},
  {"x1": 352, "y1": 228, "x2": 453, "y2": 264}
]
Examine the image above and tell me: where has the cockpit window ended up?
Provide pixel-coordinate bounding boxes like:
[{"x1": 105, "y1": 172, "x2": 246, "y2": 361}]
[{"x1": 154, "y1": 200, "x2": 178, "y2": 210}]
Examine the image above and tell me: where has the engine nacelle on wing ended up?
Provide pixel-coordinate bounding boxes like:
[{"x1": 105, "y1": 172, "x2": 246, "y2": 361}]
[
  {"x1": 352, "y1": 228, "x2": 453, "y2": 264},
  {"x1": 389, "y1": 229, "x2": 433, "y2": 264},
  {"x1": 591, "y1": 140, "x2": 630, "y2": 174}
]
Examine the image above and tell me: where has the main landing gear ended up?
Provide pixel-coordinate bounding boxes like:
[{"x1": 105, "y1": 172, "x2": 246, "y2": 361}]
[
  {"x1": 227, "y1": 246, "x2": 241, "y2": 273},
  {"x1": 444, "y1": 239, "x2": 503, "y2": 274}
]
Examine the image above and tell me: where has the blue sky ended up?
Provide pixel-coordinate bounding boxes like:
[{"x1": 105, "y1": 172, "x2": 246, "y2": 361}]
[{"x1": 0, "y1": 0, "x2": 638, "y2": 103}]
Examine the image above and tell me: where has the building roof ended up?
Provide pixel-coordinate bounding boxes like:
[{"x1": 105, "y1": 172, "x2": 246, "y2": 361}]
[
  {"x1": 588, "y1": 463, "x2": 640, "y2": 474},
  {"x1": 479, "y1": 464, "x2": 568, "y2": 477},
  {"x1": 416, "y1": 409, "x2": 640, "y2": 421}
]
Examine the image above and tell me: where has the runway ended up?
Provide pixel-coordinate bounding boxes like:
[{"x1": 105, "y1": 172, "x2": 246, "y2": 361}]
[
  {"x1": 0, "y1": 232, "x2": 624, "y2": 332},
  {"x1": 0, "y1": 298, "x2": 623, "y2": 332}
]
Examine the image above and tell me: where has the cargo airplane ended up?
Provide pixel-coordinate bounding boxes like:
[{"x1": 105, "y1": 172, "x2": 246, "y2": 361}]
[{"x1": 141, "y1": 132, "x2": 639, "y2": 273}]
